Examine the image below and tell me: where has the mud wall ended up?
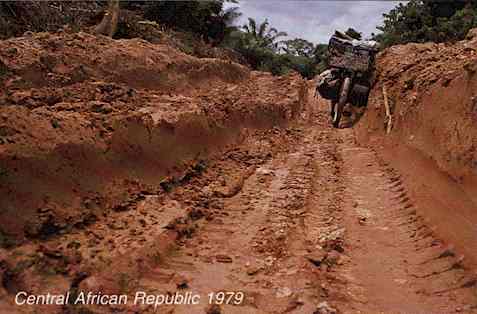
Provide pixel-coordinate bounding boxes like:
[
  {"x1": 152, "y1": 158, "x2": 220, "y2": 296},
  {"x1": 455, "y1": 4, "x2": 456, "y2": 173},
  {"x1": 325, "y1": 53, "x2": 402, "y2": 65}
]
[
  {"x1": 355, "y1": 36, "x2": 477, "y2": 267},
  {"x1": 0, "y1": 32, "x2": 308, "y2": 243},
  {"x1": 357, "y1": 39, "x2": 477, "y2": 196}
]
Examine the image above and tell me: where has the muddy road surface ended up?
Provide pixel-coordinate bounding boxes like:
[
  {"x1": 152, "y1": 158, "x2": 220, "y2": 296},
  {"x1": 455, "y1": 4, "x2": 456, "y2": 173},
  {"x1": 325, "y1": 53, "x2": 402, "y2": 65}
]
[
  {"x1": 1, "y1": 78, "x2": 476, "y2": 313},
  {"x1": 56, "y1": 97, "x2": 475, "y2": 314},
  {"x1": 135, "y1": 102, "x2": 477, "y2": 314},
  {"x1": 1, "y1": 25, "x2": 477, "y2": 314}
]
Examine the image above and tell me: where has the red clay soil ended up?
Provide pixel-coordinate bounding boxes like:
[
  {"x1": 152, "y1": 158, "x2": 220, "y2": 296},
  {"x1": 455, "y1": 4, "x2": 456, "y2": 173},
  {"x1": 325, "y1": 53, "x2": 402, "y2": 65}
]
[
  {"x1": 0, "y1": 31, "x2": 306, "y2": 244},
  {"x1": 1, "y1": 29, "x2": 477, "y2": 314},
  {"x1": 355, "y1": 29, "x2": 477, "y2": 270}
]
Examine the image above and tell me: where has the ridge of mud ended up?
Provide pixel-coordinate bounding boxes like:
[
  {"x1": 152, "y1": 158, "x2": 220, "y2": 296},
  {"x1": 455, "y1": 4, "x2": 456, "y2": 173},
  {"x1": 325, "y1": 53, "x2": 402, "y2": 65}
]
[
  {"x1": 357, "y1": 34, "x2": 477, "y2": 191},
  {"x1": 0, "y1": 32, "x2": 307, "y2": 244},
  {"x1": 355, "y1": 33, "x2": 477, "y2": 268},
  {"x1": 0, "y1": 32, "x2": 249, "y2": 92}
]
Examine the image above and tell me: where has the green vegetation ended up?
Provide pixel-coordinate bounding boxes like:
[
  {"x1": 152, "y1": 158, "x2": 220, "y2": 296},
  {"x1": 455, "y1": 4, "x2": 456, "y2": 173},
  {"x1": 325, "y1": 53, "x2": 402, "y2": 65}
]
[
  {"x1": 138, "y1": 2, "x2": 330, "y2": 78},
  {"x1": 50, "y1": 118, "x2": 60, "y2": 129},
  {"x1": 375, "y1": 0, "x2": 477, "y2": 47},
  {"x1": 224, "y1": 18, "x2": 329, "y2": 78},
  {"x1": 225, "y1": 18, "x2": 287, "y2": 74},
  {"x1": 8, "y1": 1, "x2": 477, "y2": 78},
  {"x1": 143, "y1": 0, "x2": 241, "y2": 45},
  {"x1": 0, "y1": 1, "x2": 99, "y2": 39},
  {"x1": 1, "y1": 1, "x2": 331, "y2": 78}
]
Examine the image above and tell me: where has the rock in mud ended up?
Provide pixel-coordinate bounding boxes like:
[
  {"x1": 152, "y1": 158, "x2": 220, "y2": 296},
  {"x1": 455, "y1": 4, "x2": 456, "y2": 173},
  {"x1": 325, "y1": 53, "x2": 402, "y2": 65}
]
[{"x1": 466, "y1": 28, "x2": 477, "y2": 40}]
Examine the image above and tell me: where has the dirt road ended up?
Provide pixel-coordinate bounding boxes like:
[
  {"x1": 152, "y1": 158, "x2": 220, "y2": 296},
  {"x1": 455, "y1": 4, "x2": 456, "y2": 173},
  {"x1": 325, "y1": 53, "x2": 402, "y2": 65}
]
[
  {"x1": 1, "y1": 37, "x2": 476, "y2": 311},
  {"x1": 100, "y1": 97, "x2": 475, "y2": 314},
  {"x1": 1, "y1": 25, "x2": 477, "y2": 314},
  {"x1": 1, "y1": 88, "x2": 476, "y2": 314}
]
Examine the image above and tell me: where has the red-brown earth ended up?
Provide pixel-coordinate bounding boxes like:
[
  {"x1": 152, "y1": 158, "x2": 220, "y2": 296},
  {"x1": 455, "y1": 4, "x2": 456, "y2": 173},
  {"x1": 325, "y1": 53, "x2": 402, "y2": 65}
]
[{"x1": 0, "y1": 29, "x2": 476, "y2": 314}]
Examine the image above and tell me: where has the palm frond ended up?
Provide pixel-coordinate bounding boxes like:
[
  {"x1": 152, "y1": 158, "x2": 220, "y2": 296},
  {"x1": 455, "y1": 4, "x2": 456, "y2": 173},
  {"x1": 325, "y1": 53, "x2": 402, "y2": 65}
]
[
  {"x1": 247, "y1": 17, "x2": 257, "y2": 35},
  {"x1": 258, "y1": 19, "x2": 269, "y2": 38}
]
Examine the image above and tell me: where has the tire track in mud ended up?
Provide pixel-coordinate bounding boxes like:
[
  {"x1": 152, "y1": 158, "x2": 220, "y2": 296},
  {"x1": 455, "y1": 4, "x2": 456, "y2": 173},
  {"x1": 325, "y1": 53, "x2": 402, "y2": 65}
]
[
  {"x1": 4, "y1": 98, "x2": 476, "y2": 314},
  {"x1": 335, "y1": 128, "x2": 477, "y2": 313},
  {"x1": 129, "y1": 119, "x2": 348, "y2": 314},
  {"x1": 108, "y1": 108, "x2": 477, "y2": 314}
]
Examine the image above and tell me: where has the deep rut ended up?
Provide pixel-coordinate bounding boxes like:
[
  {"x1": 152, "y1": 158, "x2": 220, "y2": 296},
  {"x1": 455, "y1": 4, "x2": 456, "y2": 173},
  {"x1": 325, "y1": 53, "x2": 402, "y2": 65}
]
[
  {"x1": 131, "y1": 106, "x2": 477, "y2": 314},
  {"x1": 335, "y1": 129, "x2": 477, "y2": 313}
]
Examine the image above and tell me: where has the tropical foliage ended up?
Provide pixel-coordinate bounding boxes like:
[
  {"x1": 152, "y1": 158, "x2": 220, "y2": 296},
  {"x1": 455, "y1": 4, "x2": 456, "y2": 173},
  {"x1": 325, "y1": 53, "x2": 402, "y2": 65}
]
[
  {"x1": 375, "y1": 0, "x2": 477, "y2": 47},
  {"x1": 224, "y1": 18, "x2": 329, "y2": 78},
  {"x1": 241, "y1": 18, "x2": 288, "y2": 52},
  {"x1": 282, "y1": 38, "x2": 315, "y2": 57},
  {"x1": 143, "y1": 0, "x2": 241, "y2": 44},
  {"x1": 0, "y1": 1, "x2": 330, "y2": 78}
]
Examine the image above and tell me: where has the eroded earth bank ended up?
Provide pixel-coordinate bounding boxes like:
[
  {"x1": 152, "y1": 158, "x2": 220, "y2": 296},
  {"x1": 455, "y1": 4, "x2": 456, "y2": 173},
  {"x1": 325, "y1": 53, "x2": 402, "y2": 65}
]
[{"x1": 0, "y1": 31, "x2": 476, "y2": 314}]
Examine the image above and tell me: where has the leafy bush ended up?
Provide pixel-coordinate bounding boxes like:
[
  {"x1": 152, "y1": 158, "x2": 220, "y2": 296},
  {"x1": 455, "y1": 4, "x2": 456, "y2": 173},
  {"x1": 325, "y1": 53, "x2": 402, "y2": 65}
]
[
  {"x1": 375, "y1": 0, "x2": 477, "y2": 47},
  {"x1": 143, "y1": 0, "x2": 240, "y2": 45},
  {"x1": 0, "y1": 1, "x2": 100, "y2": 39}
]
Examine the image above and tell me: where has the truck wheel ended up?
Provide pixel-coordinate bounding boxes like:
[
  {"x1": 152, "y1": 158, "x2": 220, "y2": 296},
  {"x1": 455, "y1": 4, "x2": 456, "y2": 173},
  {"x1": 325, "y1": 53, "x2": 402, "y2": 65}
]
[
  {"x1": 330, "y1": 101, "x2": 336, "y2": 117},
  {"x1": 332, "y1": 77, "x2": 351, "y2": 128}
]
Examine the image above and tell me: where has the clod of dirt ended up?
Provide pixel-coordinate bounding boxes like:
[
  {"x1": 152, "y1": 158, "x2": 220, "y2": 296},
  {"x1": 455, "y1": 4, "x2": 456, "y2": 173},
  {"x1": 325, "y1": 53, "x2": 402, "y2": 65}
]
[
  {"x1": 285, "y1": 297, "x2": 305, "y2": 312},
  {"x1": 314, "y1": 301, "x2": 337, "y2": 314},
  {"x1": 0, "y1": 259, "x2": 32, "y2": 295},
  {"x1": 276, "y1": 286, "x2": 293, "y2": 298},
  {"x1": 24, "y1": 213, "x2": 65, "y2": 240},
  {"x1": 173, "y1": 274, "x2": 189, "y2": 289},
  {"x1": 306, "y1": 250, "x2": 327, "y2": 267},
  {"x1": 358, "y1": 216, "x2": 367, "y2": 225},
  {"x1": 78, "y1": 275, "x2": 120, "y2": 296},
  {"x1": 324, "y1": 250, "x2": 342, "y2": 267},
  {"x1": 215, "y1": 254, "x2": 233, "y2": 263},
  {"x1": 438, "y1": 247, "x2": 456, "y2": 259},
  {"x1": 39, "y1": 245, "x2": 63, "y2": 259},
  {"x1": 206, "y1": 304, "x2": 221, "y2": 314},
  {"x1": 246, "y1": 263, "x2": 262, "y2": 276}
]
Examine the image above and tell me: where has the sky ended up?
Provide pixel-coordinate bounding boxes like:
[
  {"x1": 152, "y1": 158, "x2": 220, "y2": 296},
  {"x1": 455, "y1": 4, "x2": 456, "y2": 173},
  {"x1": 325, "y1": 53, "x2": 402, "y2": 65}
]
[{"x1": 226, "y1": 1, "x2": 404, "y2": 44}]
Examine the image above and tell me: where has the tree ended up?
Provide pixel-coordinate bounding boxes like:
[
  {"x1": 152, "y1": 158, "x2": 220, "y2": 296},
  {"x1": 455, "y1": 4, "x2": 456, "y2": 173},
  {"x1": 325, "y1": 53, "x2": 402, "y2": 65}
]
[
  {"x1": 94, "y1": 0, "x2": 120, "y2": 37},
  {"x1": 375, "y1": 0, "x2": 477, "y2": 47},
  {"x1": 282, "y1": 38, "x2": 315, "y2": 57},
  {"x1": 223, "y1": 18, "x2": 290, "y2": 74},
  {"x1": 242, "y1": 18, "x2": 288, "y2": 52},
  {"x1": 143, "y1": 0, "x2": 234, "y2": 44},
  {"x1": 209, "y1": 5, "x2": 242, "y2": 45},
  {"x1": 313, "y1": 43, "x2": 329, "y2": 72}
]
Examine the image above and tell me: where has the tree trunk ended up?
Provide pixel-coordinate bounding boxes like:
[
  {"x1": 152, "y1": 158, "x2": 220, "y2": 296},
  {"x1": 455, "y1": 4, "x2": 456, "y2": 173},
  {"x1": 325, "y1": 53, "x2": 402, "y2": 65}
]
[{"x1": 93, "y1": 0, "x2": 119, "y2": 37}]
